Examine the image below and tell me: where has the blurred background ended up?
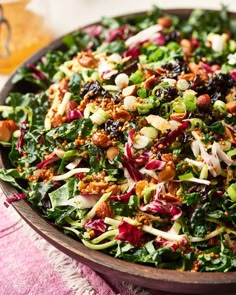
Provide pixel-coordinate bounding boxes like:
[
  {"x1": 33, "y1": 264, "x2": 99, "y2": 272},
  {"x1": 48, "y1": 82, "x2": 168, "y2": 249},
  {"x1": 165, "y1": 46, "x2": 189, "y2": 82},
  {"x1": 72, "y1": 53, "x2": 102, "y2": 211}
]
[
  {"x1": 0, "y1": 0, "x2": 235, "y2": 85},
  {"x1": 48, "y1": 0, "x2": 236, "y2": 37}
]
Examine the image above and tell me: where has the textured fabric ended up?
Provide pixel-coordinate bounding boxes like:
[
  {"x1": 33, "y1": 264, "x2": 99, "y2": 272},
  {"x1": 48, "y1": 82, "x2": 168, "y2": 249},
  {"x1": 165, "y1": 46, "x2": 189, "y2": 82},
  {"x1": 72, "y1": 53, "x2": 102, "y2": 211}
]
[
  {"x1": 0, "y1": 192, "x2": 162, "y2": 295},
  {"x1": 0, "y1": 198, "x2": 74, "y2": 295}
]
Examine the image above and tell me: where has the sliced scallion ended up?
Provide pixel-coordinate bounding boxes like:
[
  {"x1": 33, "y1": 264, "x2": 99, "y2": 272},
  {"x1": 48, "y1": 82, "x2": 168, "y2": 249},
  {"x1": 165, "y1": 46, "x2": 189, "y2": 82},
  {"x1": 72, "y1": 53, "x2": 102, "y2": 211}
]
[
  {"x1": 178, "y1": 172, "x2": 194, "y2": 180},
  {"x1": 90, "y1": 108, "x2": 110, "y2": 125},
  {"x1": 82, "y1": 239, "x2": 117, "y2": 250}
]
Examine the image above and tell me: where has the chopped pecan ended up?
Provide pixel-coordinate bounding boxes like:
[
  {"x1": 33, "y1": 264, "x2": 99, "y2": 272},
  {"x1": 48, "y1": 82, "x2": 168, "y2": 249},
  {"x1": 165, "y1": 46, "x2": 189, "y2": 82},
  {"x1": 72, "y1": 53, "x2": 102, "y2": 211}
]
[
  {"x1": 167, "y1": 182, "x2": 179, "y2": 196},
  {"x1": 188, "y1": 62, "x2": 208, "y2": 81},
  {"x1": 92, "y1": 131, "x2": 112, "y2": 148},
  {"x1": 105, "y1": 184, "x2": 121, "y2": 195},
  {"x1": 225, "y1": 126, "x2": 236, "y2": 144},
  {"x1": 112, "y1": 109, "x2": 132, "y2": 122},
  {"x1": 226, "y1": 101, "x2": 236, "y2": 114},
  {"x1": 80, "y1": 181, "x2": 109, "y2": 194},
  {"x1": 106, "y1": 146, "x2": 119, "y2": 161},
  {"x1": 170, "y1": 112, "x2": 187, "y2": 122},
  {"x1": 178, "y1": 73, "x2": 195, "y2": 81},
  {"x1": 139, "y1": 211, "x2": 169, "y2": 223},
  {"x1": 180, "y1": 39, "x2": 193, "y2": 55},
  {"x1": 0, "y1": 120, "x2": 18, "y2": 142},
  {"x1": 226, "y1": 87, "x2": 236, "y2": 102},
  {"x1": 158, "y1": 16, "x2": 172, "y2": 28},
  {"x1": 188, "y1": 62, "x2": 199, "y2": 75},
  {"x1": 136, "y1": 180, "x2": 148, "y2": 198},
  {"x1": 142, "y1": 75, "x2": 158, "y2": 90},
  {"x1": 134, "y1": 214, "x2": 151, "y2": 225},
  {"x1": 78, "y1": 52, "x2": 98, "y2": 68},
  {"x1": 162, "y1": 193, "x2": 181, "y2": 204},
  {"x1": 161, "y1": 153, "x2": 173, "y2": 162},
  {"x1": 96, "y1": 201, "x2": 114, "y2": 219},
  {"x1": 59, "y1": 78, "x2": 69, "y2": 94},
  {"x1": 158, "y1": 161, "x2": 176, "y2": 182}
]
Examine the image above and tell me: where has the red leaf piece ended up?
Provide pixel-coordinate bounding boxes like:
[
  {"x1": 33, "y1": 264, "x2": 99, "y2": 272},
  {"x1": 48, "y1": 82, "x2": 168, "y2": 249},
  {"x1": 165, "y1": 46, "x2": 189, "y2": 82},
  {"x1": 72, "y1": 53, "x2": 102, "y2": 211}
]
[
  {"x1": 36, "y1": 153, "x2": 58, "y2": 169},
  {"x1": 84, "y1": 218, "x2": 106, "y2": 233},
  {"x1": 155, "y1": 121, "x2": 189, "y2": 151},
  {"x1": 115, "y1": 220, "x2": 142, "y2": 246}
]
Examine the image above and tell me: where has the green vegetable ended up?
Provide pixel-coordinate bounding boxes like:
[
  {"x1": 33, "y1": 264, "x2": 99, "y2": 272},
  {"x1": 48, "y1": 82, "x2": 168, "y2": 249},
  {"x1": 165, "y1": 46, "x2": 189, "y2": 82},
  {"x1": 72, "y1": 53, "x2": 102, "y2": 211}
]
[
  {"x1": 183, "y1": 94, "x2": 197, "y2": 111},
  {"x1": 227, "y1": 183, "x2": 236, "y2": 201},
  {"x1": 213, "y1": 100, "x2": 226, "y2": 115},
  {"x1": 90, "y1": 108, "x2": 110, "y2": 125},
  {"x1": 178, "y1": 173, "x2": 194, "y2": 180},
  {"x1": 130, "y1": 70, "x2": 145, "y2": 84}
]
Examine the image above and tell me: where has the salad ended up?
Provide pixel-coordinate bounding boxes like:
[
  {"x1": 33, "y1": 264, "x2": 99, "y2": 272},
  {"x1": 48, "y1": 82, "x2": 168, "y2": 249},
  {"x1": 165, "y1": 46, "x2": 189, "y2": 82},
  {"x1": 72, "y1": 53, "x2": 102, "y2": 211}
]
[{"x1": 0, "y1": 6, "x2": 236, "y2": 272}]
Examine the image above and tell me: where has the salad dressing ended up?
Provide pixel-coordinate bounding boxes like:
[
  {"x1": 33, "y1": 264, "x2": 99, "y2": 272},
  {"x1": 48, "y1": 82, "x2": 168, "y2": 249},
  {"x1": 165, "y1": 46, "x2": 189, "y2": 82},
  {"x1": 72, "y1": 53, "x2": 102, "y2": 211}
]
[{"x1": 0, "y1": 0, "x2": 51, "y2": 74}]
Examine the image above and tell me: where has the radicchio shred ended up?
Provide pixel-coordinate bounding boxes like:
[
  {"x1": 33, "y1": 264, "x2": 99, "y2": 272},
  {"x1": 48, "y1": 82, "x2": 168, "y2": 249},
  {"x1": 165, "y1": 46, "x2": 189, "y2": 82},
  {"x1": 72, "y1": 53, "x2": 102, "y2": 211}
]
[
  {"x1": 84, "y1": 218, "x2": 106, "y2": 233},
  {"x1": 155, "y1": 121, "x2": 189, "y2": 151},
  {"x1": 115, "y1": 220, "x2": 142, "y2": 246},
  {"x1": 16, "y1": 121, "x2": 28, "y2": 154}
]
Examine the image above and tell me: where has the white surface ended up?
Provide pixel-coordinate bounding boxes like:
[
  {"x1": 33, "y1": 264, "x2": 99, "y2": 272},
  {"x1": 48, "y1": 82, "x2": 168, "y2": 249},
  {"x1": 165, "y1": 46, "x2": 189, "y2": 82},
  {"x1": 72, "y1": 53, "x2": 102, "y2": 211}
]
[
  {"x1": 0, "y1": 0, "x2": 236, "y2": 88},
  {"x1": 48, "y1": 0, "x2": 236, "y2": 37},
  {"x1": 0, "y1": 76, "x2": 8, "y2": 90}
]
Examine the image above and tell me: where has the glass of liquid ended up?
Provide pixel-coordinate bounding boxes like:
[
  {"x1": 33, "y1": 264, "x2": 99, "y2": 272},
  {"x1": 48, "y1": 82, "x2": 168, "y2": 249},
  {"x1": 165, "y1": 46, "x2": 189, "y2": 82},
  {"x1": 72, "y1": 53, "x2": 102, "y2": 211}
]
[{"x1": 0, "y1": 0, "x2": 52, "y2": 74}]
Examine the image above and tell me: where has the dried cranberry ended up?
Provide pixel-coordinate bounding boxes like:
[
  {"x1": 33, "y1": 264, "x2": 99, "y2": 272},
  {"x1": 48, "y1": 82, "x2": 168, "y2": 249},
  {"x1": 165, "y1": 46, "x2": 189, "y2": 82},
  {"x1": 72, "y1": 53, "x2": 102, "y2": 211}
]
[
  {"x1": 113, "y1": 93, "x2": 122, "y2": 104},
  {"x1": 80, "y1": 80, "x2": 111, "y2": 99},
  {"x1": 164, "y1": 31, "x2": 181, "y2": 43},
  {"x1": 191, "y1": 75, "x2": 207, "y2": 94},
  {"x1": 206, "y1": 73, "x2": 235, "y2": 103},
  {"x1": 155, "y1": 86, "x2": 178, "y2": 102},
  {"x1": 162, "y1": 57, "x2": 189, "y2": 78},
  {"x1": 104, "y1": 119, "x2": 124, "y2": 140}
]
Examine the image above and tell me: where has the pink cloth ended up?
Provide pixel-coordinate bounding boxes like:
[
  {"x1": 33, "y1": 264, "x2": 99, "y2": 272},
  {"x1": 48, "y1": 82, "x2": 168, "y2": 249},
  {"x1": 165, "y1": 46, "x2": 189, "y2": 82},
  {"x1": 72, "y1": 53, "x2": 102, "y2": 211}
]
[
  {"x1": 0, "y1": 205, "x2": 71, "y2": 294},
  {"x1": 0, "y1": 192, "x2": 174, "y2": 295}
]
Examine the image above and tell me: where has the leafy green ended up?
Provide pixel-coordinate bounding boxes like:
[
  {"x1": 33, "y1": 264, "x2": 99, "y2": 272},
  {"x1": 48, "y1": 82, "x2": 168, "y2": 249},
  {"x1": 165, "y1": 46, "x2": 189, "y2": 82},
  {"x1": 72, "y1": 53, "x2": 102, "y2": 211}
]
[
  {"x1": 143, "y1": 43, "x2": 183, "y2": 66},
  {"x1": 190, "y1": 205, "x2": 214, "y2": 237},
  {"x1": 68, "y1": 73, "x2": 82, "y2": 95},
  {"x1": 182, "y1": 6, "x2": 234, "y2": 38},
  {"x1": 88, "y1": 146, "x2": 104, "y2": 173},
  {"x1": 197, "y1": 242, "x2": 236, "y2": 272},
  {"x1": 184, "y1": 192, "x2": 200, "y2": 206},
  {"x1": 115, "y1": 241, "x2": 183, "y2": 269},
  {"x1": 110, "y1": 195, "x2": 139, "y2": 216},
  {"x1": 208, "y1": 121, "x2": 225, "y2": 134},
  {"x1": 46, "y1": 118, "x2": 93, "y2": 143},
  {"x1": 12, "y1": 67, "x2": 49, "y2": 89},
  {"x1": 130, "y1": 70, "x2": 145, "y2": 84},
  {"x1": 97, "y1": 41, "x2": 126, "y2": 54},
  {"x1": 12, "y1": 50, "x2": 69, "y2": 89},
  {"x1": 101, "y1": 16, "x2": 121, "y2": 29},
  {"x1": 0, "y1": 168, "x2": 27, "y2": 192},
  {"x1": 49, "y1": 178, "x2": 77, "y2": 209},
  {"x1": 47, "y1": 206, "x2": 76, "y2": 225},
  {"x1": 28, "y1": 182, "x2": 54, "y2": 207},
  {"x1": 5, "y1": 92, "x2": 49, "y2": 127}
]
